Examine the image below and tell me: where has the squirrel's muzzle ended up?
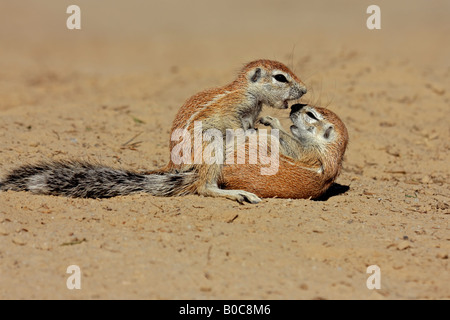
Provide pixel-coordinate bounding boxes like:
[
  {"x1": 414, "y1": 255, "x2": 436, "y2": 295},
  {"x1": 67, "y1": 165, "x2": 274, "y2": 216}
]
[{"x1": 290, "y1": 85, "x2": 307, "y2": 100}]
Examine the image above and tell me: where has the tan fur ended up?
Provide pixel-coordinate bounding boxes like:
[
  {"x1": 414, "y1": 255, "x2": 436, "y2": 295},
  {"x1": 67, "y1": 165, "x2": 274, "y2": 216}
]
[
  {"x1": 220, "y1": 105, "x2": 349, "y2": 199},
  {"x1": 149, "y1": 59, "x2": 307, "y2": 203}
]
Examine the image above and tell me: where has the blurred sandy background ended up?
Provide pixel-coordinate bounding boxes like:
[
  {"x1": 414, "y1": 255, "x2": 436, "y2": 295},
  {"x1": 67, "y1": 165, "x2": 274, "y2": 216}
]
[{"x1": 0, "y1": 0, "x2": 449, "y2": 299}]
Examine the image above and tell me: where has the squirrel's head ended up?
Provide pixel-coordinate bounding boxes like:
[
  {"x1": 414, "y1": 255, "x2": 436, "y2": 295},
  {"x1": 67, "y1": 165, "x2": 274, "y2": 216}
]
[
  {"x1": 237, "y1": 59, "x2": 307, "y2": 109},
  {"x1": 289, "y1": 104, "x2": 348, "y2": 159}
]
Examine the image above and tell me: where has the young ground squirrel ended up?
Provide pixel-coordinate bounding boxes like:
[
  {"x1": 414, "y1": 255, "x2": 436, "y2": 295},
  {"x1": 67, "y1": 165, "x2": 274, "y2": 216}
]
[
  {"x1": 0, "y1": 60, "x2": 308, "y2": 203},
  {"x1": 221, "y1": 104, "x2": 349, "y2": 199},
  {"x1": 159, "y1": 59, "x2": 307, "y2": 203}
]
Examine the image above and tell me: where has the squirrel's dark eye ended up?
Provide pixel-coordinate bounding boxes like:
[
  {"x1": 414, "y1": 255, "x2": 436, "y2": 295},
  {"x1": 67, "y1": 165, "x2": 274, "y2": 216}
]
[
  {"x1": 273, "y1": 74, "x2": 288, "y2": 83},
  {"x1": 306, "y1": 111, "x2": 318, "y2": 121}
]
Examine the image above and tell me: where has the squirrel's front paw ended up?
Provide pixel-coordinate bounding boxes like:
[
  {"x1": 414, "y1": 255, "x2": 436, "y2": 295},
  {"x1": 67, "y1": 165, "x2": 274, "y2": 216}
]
[{"x1": 259, "y1": 116, "x2": 281, "y2": 129}]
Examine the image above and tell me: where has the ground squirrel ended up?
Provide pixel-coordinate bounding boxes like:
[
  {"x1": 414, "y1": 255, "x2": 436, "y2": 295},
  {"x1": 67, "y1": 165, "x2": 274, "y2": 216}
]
[
  {"x1": 0, "y1": 60, "x2": 307, "y2": 203},
  {"x1": 221, "y1": 104, "x2": 349, "y2": 199},
  {"x1": 159, "y1": 59, "x2": 307, "y2": 203}
]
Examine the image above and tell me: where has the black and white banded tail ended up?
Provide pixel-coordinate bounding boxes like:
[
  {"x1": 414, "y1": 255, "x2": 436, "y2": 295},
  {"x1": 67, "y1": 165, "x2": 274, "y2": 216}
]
[{"x1": 0, "y1": 161, "x2": 195, "y2": 198}]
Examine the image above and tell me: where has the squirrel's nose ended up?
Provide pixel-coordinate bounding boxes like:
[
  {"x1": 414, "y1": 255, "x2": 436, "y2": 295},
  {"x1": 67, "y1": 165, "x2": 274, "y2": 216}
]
[
  {"x1": 300, "y1": 86, "x2": 307, "y2": 95},
  {"x1": 291, "y1": 103, "x2": 307, "y2": 113},
  {"x1": 292, "y1": 86, "x2": 307, "y2": 99}
]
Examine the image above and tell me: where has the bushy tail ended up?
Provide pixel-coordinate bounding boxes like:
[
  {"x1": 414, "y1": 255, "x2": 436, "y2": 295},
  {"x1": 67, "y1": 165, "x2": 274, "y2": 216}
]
[{"x1": 0, "y1": 160, "x2": 196, "y2": 198}]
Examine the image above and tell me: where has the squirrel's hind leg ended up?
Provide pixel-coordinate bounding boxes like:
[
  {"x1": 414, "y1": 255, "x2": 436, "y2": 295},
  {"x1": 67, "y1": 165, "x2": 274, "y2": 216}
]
[
  {"x1": 195, "y1": 163, "x2": 261, "y2": 204},
  {"x1": 202, "y1": 183, "x2": 261, "y2": 204}
]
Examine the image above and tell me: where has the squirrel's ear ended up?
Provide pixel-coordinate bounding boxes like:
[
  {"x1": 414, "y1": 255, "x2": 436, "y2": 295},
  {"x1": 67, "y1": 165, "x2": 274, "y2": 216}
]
[
  {"x1": 324, "y1": 126, "x2": 334, "y2": 139},
  {"x1": 250, "y1": 68, "x2": 261, "y2": 82}
]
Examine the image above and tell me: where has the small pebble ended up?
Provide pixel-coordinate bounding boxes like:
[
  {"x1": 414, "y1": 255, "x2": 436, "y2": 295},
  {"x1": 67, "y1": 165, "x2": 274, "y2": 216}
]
[
  {"x1": 12, "y1": 237, "x2": 27, "y2": 246},
  {"x1": 421, "y1": 176, "x2": 432, "y2": 184},
  {"x1": 397, "y1": 240, "x2": 411, "y2": 251},
  {"x1": 436, "y1": 253, "x2": 448, "y2": 260},
  {"x1": 0, "y1": 225, "x2": 9, "y2": 236}
]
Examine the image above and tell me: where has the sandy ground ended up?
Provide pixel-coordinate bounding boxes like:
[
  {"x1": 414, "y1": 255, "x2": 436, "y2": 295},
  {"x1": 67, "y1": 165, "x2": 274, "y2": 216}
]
[{"x1": 0, "y1": 1, "x2": 449, "y2": 300}]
